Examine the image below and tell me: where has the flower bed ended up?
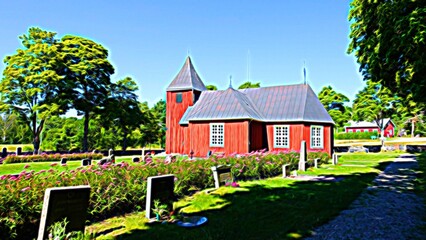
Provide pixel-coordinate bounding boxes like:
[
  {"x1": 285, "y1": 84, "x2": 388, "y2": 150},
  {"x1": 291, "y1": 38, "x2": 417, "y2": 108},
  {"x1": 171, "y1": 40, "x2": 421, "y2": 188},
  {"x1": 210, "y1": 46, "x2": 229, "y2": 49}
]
[
  {"x1": 2, "y1": 153, "x2": 104, "y2": 164},
  {"x1": 0, "y1": 151, "x2": 329, "y2": 239}
]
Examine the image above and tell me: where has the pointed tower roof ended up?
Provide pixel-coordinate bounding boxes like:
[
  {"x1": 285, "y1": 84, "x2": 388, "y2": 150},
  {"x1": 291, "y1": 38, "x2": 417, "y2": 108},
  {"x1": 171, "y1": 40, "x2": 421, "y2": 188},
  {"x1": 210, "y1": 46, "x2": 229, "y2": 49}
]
[{"x1": 166, "y1": 56, "x2": 207, "y2": 92}]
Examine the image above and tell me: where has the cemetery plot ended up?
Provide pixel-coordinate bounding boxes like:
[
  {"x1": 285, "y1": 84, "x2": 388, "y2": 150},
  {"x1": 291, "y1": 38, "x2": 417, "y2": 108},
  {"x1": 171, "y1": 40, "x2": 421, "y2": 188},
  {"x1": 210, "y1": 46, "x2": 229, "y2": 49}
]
[{"x1": 211, "y1": 165, "x2": 233, "y2": 188}]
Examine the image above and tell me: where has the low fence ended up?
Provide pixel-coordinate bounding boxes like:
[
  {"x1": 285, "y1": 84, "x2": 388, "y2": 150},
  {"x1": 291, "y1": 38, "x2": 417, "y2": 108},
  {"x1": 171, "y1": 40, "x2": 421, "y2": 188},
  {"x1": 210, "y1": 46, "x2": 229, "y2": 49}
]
[{"x1": 334, "y1": 144, "x2": 426, "y2": 153}]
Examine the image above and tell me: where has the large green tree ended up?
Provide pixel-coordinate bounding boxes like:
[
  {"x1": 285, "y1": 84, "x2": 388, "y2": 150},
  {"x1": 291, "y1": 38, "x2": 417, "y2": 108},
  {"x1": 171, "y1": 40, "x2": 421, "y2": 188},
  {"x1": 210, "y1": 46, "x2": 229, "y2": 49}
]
[
  {"x1": 348, "y1": 0, "x2": 426, "y2": 104},
  {"x1": 60, "y1": 35, "x2": 115, "y2": 152},
  {"x1": 318, "y1": 86, "x2": 351, "y2": 128},
  {"x1": 104, "y1": 77, "x2": 145, "y2": 151},
  {"x1": 352, "y1": 80, "x2": 399, "y2": 135},
  {"x1": 0, "y1": 28, "x2": 69, "y2": 153}
]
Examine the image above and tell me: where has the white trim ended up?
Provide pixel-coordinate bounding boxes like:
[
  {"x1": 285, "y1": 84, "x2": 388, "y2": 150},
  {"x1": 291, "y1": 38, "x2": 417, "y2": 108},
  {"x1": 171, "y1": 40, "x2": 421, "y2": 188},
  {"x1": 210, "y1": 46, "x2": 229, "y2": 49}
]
[
  {"x1": 310, "y1": 125, "x2": 323, "y2": 149},
  {"x1": 273, "y1": 125, "x2": 290, "y2": 148},
  {"x1": 210, "y1": 123, "x2": 224, "y2": 147}
]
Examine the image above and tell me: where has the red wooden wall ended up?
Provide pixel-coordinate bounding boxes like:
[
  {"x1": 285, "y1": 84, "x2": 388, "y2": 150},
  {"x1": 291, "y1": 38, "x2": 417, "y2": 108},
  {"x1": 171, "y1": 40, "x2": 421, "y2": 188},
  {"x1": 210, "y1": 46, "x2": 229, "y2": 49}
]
[
  {"x1": 189, "y1": 121, "x2": 249, "y2": 157},
  {"x1": 166, "y1": 90, "x2": 193, "y2": 154},
  {"x1": 266, "y1": 123, "x2": 333, "y2": 156}
]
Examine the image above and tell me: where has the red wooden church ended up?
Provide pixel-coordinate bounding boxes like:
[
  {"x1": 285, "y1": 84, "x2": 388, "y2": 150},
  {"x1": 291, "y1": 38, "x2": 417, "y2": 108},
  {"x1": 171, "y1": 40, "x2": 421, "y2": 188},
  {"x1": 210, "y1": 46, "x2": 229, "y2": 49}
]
[{"x1": 166, "y1": 57, "x2": 335, "y2": 157}]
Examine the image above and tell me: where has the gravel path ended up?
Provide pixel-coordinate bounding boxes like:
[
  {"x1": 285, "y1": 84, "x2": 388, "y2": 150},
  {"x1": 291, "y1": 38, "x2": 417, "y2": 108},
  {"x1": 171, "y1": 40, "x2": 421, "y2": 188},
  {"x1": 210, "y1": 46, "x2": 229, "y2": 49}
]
[{"x1": 306, "y1": 154, "x2": 425, "y2": 240}]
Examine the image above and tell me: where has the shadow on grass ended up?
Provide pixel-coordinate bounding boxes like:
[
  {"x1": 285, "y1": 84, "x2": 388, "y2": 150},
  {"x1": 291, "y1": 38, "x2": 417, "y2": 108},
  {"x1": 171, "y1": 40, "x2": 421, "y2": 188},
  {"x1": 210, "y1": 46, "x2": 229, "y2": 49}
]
[{"x1": 114, "y1": 163, "x2": 391, "y2": 240}]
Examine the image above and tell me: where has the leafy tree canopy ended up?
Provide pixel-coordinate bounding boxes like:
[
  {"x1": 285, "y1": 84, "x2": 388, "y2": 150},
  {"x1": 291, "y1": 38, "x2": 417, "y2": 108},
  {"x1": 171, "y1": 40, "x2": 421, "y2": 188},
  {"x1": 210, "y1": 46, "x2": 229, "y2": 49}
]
[
  {"x1": 206, "y1": 85, "x2": 218, "y2": 91},
  {"x1": 352, "y1": 80, "x2": 399, "y2": 133},
  {"x1": 318, "y1": 86, "x2": 351, "y2": 128},
  {"x1": 0, "y1": 27, "x2": 67, "y2": 153},
  {"x1": 348, "y1": 0, "x2": 426, "y2": 104},
  {"x1": 238, "y1": 81, "x2": 260, "y2": 89}
]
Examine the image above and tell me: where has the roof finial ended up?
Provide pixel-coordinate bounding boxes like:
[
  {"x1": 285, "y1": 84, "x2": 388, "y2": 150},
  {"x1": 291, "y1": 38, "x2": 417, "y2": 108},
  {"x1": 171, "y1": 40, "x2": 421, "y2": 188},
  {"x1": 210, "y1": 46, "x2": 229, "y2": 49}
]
[
  {"x1": 303, "y1": 60, "x2": 307, "y2": 85},
  {"x1": 187, "y1": 48, "x2": 191, "y2": 57},
  {"x1": 229, "y1": 75, "x2": 233, "y2": 88}
]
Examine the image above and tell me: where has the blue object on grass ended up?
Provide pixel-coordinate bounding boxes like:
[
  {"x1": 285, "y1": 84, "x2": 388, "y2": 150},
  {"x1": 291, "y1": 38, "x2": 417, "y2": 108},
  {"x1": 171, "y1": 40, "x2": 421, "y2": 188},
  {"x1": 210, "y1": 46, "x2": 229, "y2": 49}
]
[{"x1": 176, "y1": 216, "x2": 208, "y2": 228}]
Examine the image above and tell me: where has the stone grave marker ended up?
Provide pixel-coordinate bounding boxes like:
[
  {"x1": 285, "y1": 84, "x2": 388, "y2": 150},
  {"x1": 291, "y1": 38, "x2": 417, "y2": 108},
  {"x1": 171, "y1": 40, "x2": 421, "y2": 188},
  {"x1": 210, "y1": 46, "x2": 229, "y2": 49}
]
[
  {"x1": 211, "y1": 165, "x2": 233, "y2": 189},
  {"x1": 314, "y1": 158, "x2": 319, "y2": 168},
  {"x1": 1, "y1": 147, "x2": 7, "y2": 158},
  {"x1": 81, "y1": 158, "x2": 91, "y2": 166},
  {"x1": 145, "y1": 174, "x2": 175, "y2": 219},
  {"x1": 38, "y1": 185, "x2": 91, "y2": 240},
  {"x1": 16, "y1": 147, "x2": 22, "y2": 156},
  {"x1": 108, "y1": 149, "x2": 114, "y2": 157},
  {"x1": 298, "y1": 141, "x2": 307, "y2": 171},
  {"x1": 132, "y1": 157, "x2": 140, "y2": 163},
  {"x1": 332, "y1": 153, "x2": 339, "y2": 165},
  {"x1": 282, "y1": 164, "x2": 291, "y2": 178},
  {"x1": 60, "y1": 158, "x2": 67, "y2": 165}
]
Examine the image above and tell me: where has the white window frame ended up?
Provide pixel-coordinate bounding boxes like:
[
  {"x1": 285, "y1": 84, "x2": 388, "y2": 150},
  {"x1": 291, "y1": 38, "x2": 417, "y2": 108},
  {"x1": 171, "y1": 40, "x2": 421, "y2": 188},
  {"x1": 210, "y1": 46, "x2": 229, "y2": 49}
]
[
  {"x1": 310, "y1": 125, "x2": 324, "y2": 149},
  {"x1": 210, "y1": 123, "x2": 224, "y2": 147},
  {"x1": 348, "y1": 129, "x2": 353, "y2": 133},
  {"x1": 274, "y1": 125, "x2": 290, "y2": 148}
]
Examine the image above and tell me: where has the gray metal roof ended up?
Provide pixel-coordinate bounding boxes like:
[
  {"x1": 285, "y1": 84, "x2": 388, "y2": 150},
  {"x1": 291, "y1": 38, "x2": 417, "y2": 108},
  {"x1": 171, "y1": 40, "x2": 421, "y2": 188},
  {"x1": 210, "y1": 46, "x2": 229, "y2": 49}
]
[
  {"x1": 183, "y1": 84, "x2": 334, "y2": 124},
  {"x1": 185, "y1": 87, "x2": 264, "y2": 121},
  {"x1": 166, "y1": 57, "x2": 207, "y2": 92}
]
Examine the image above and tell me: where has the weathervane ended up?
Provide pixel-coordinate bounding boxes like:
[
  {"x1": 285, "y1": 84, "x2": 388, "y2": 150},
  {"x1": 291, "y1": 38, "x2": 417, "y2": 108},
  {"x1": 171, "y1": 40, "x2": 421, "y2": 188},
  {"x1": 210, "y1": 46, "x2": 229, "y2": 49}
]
[{"x1": 303, "y1": 61, "x2": 307, "y2": 85}]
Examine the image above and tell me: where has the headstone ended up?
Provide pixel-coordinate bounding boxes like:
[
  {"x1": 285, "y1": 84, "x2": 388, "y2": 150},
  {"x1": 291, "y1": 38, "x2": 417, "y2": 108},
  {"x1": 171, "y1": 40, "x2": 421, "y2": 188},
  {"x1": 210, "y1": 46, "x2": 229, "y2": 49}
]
[
  {"x1": 141, "y1": 148, "x2": 145, "y2": 162},
  {"x1": 1, "y1": 147, "x2": 7, "y2": 158},
  {"x1": 332, "y1": 153, "x2": 339, "y2": 165},
  {"x1": 132, "y1": 157, "x2": 140, "y2": 163},
  {"x1": 211, "y1": 165, "x2": 233, "y2": 189},
  {"x1": 81, "y1": 158, "x2": 91, "y2": 166},
  {"x1": 108, "y1": 149, "x2": 114, "y2": 157},
  {"x1": 38, "y1": 149, "x2": 42, "y2": 155},
  {"x1": 16, "y1": 147, "x2": 22, "y2": 156},
  {"x1": 298, "y1": 141, "x2": 307, "y2": 171},
  {"x1": 38, "y1": 185, "x2": 91, "y2": 240},
  {"x1": 145, "y1": 174, "x2": 175, "y2": 219},
  {"x1": 60, "y1": 158, "x2": 67, "y2": 165},
  {"x1": 282, "y1": 164, "x2": 290, "y2": 178},
  {"x1": 314, "y1": 158, "x2": 319, "y2": 168}
]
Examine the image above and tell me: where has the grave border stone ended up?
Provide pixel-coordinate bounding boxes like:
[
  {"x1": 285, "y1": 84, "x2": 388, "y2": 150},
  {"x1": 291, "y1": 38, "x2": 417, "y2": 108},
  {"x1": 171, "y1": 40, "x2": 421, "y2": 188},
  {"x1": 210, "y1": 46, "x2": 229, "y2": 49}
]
[{"x1": 298, "y1": 141, "x2": 307, "y2": 171}]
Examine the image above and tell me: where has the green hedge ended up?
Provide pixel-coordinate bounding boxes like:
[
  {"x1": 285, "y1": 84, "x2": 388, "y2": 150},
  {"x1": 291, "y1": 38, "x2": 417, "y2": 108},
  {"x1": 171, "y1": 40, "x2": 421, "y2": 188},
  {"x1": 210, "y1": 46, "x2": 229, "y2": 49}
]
[
  {"x1": 0, "y1": 150, "x2": 329, "y2": 239},
  {"x1": 2, "y1": 153, "x2": 104, "y2": 164},
  {"x1": 335, "y1": 131, "x2": 377, "y2": 140}
]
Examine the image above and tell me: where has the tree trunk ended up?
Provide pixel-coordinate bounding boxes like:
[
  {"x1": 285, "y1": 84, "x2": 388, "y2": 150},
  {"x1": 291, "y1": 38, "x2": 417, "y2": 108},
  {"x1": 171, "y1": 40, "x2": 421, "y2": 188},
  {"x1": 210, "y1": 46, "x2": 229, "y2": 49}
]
[
  {"x1": 121, "y1": 127, "x2": 128, "y2": 152},
  {"x1": 33, "y1": 135, "x2": 40, "y2": 155},
  {"x1": 411, "y1": 120, "x2": 415, "y2": 138},
  {"x1": 83, "y1": 111, "x2": 89, "y2": 152}
]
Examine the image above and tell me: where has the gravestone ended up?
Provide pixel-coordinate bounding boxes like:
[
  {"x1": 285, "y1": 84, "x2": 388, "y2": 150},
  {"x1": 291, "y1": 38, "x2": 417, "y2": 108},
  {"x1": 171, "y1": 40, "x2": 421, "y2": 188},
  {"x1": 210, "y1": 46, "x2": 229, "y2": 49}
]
[
  {"x1": 132, "y1": 157, "x2": 140, "y2": 163},
  {"x1": 108, "y1": 149, "x2": 114, "y2": 157},
  {"x1": 211, "y1": 165, "x2": 233, "y2": 189},
  {"x1": 298, "y1": 141, "x2": 307, "y2": 171},
  {"x1": 38, "y1": 185, "x2": 91, "y2": 240},
  {"x1": 1, "y1": 147, "x2": 7, "y2": 158},
  {"x1": 145, "y1": 174, "x2": 175, "y2": 219},
  {"x1": 314, "y1": 158, "x2": 319, "y2": 168},
  {"x1": 282, "y1": 164, "x2": 291, "y2": 178},
  {"x1": 16, "y1": 147, "x2": 22, "y2": 156},
  {"x1": 332, "y1": 153, "x2": 339, "y2": 165},
  {"x1": 81, "y1": 158, "x2": 91, "y2": 166},
  {"x1": 60, "y1": 158, "x2": 67, "y2": 165},
  {"x1": 38, "y1": 149, "x2": 42, "y2": 155}
]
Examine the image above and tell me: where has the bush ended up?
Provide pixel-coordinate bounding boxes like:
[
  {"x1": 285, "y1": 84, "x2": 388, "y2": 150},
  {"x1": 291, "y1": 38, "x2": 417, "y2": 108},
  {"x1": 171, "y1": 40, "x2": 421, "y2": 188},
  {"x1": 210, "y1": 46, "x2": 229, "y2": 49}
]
[
  {"x1": 0, "y1": 150, "x2": 330, "y2": 239},
  {"x1": 335, "y1": 131, "x2": 377, "y2": 140},
  {"x1": 2, "y1": 153, "x2": 104, "y2": 164}
]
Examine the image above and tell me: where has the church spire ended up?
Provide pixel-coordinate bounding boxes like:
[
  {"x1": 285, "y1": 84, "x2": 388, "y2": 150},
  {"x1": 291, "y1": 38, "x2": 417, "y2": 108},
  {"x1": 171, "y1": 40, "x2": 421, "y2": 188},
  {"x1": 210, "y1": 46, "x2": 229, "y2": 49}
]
[{"x1": 166, "y1": 56, "x2": 207, "y2": 92}]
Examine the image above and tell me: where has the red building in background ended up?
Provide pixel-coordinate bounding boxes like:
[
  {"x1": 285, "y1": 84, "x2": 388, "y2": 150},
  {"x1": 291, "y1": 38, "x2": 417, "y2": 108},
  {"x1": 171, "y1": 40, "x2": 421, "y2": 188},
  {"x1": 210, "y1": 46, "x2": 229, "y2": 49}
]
[
  {"x1": 166, "y1": 57, "x2": 335, "y2": 157},
  {"x1": 344, "y1": 119, "x2": 396, "y2": 137}
]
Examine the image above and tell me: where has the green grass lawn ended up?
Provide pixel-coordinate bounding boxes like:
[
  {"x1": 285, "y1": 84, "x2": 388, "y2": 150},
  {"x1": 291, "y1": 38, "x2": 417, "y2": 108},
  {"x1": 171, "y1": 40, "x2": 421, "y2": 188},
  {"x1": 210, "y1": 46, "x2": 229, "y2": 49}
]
[{"x1": 85, "y1": 152, "x2": 403, "y2": 239}]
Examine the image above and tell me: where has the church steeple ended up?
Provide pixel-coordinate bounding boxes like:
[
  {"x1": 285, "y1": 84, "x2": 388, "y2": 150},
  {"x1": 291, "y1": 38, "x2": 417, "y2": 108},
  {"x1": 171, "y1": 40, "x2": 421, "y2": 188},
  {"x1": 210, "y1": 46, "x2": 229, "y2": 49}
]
[{"x1": 166, "y1": 56, "x2": 207, "y2": 92}]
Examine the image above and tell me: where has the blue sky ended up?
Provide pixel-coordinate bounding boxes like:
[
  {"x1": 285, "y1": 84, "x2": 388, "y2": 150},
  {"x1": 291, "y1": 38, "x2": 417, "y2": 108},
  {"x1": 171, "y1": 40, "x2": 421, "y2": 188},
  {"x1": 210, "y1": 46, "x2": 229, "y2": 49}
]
[{"x1": 0, "y1": 0, "x2": 364, "y2": 107}]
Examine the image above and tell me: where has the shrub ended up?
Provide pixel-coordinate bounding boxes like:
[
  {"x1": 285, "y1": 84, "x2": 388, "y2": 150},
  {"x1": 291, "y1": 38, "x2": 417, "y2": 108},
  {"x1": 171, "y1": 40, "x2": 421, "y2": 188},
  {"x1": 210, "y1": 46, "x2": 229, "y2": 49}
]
[
  {"x1": 2, "y1": 153, "x2": 104, "y2": 164},
  {"x1": 0, "y1": 150, "x2": 330, "y2": 239},
  {"x1": 335, "y1": 131, "x2": 377, "y2": 140}
]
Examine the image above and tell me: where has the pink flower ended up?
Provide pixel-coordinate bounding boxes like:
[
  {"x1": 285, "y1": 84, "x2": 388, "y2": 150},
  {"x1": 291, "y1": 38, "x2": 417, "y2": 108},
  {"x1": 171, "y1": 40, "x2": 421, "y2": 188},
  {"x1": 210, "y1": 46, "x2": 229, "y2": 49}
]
[
  {"x1": 24, "y1": 164, "x2": 30, "y2": 169},
  {"x1": 231, "y1": 182, "x2": 239, "y2": 187},
  {"x1": 0, "y1": 175, "x2": 8, "y2": 180},
  {"x1": 21, "y1": 187, "x2": 30, "y2": 192}
]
